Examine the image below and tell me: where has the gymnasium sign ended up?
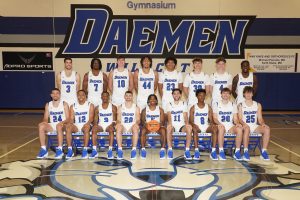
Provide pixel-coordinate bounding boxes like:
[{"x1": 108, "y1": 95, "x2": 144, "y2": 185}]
[{"x1": 56, "y1": 4, "x2": 255, "y2": 58}]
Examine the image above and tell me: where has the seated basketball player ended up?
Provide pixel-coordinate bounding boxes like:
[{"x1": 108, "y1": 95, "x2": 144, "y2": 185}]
[
  {"x1": 91, "y1": 92, "x2": 117, "y2": 159},
  {"x1": 213, "y1": 88, "x2": 243, "y2": 161},
  {"x1": 140, "y1": 94, "x2": 166, "y2": 159},
  {"x1": 166, "y1": 88, "x2": 192, "y2": 160},
  {"x1": 115, "y1": 91, "x2": 140, "y2": 160},
  {"x1": 37, "y1": 88, "x2": 69, "y2": 159},
  {"x1": 238, "y1": 86, "x2": 270, "y2": 161},
  {"x1": 189, "y1": 89, "x2": 217, "y2": 160},
  {"x1": 65, "y1": 90, "x2": 94, "y2": 159}
]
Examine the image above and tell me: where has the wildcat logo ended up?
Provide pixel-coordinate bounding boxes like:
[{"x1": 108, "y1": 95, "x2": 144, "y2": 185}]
[{"x1": 56, "y1": 4, "x2": 255, "y2": 58}]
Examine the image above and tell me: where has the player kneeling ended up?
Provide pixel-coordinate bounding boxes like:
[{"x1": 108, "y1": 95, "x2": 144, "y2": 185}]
[
  {"x1": 238, "y1": 86, "x2": 270, "y2": 161},
  {"x1": 213, "y1": 88, "x2": 243, "y2": 161},
  {"x1": 91, "y1": 92, "x2": 117, "y2": 159},
  {"x1": 140, "y1": 94, "x2": 166, "y2": 159},
  {"x1": 115, "y1": 91, "x2": 140, "y2": 160},
  {"x1": 166, "y1": 89, "x2": 193, "y2": 160},
  {"x1": 65, "y1": 90, "x2": 94, "y2": 159},
  {"x1": 37, "y1": 88, "x2": 69, "y2": 159},
  {"x1": 189, "y1": 89, "x2": 217, "y2": 160}
]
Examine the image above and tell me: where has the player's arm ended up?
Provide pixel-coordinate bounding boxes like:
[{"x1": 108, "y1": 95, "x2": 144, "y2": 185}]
[
  {"x1": 208, "y1": 105, "x2": 214, "y2": 125},
  {"x1": 86, "y1": 104, "x2": 95, "y2": 125},
  {"x1": 82, "y1": 72, "x2": 89, "y2": 94},
  {"x1": 62, "y1": 102, "x2": 70, "y2": 124},
  {"x1": 167, "y1": 111, "x2": 172, "y2": 126},
  {"x1": 232, "y1": 74, "x2": 239, "y2": 98},
  {"x1": 154, "y1": 71, "x2": 159, "y2": 91},
  {"x1": 253, "y1": 74, "x2": 258, "y2": 96},
  {"x1": 257, "y1": 103, "x2": 266, "y2": 126},
  {"x1": 56, "y1": 72, "x2": 61, "y2": 90},
  {"x1": 184, "y1": 112, "x2": 189, "y2": 126},
  {"x1": 103, "y1": 72, "x2": 108, "y2": 92},
  {"x1": 158, "y1": 73, "x2": 163, "y2": 98},
  {"x1": 111, "y1": 105, "x2": 117, "y2": 127},
  {"x1": 93, "y1": 106, "x2": 99, "y2": 126},
  {"x1": 108, "y1": 71, "x2": 114, "y2": 94},
  {"x1": 159, "y1": 107, "x2": 165, "y2": 126},
  {"x1": 128, "y1": 70, "x2": 134, "y2": 92},
  {"x1": 227, "y1": 74, "x2": 233, "y2": 91},
  {"x1": 43, "y1": 103, "x2": 50, "y2": 123},
  {"x1": 182, "y1": 73, "x2": 189, "y2": 98},
  {"x1": 76, "y1": 72, "x2": 81, "y2": 92},
  {"x1": 189, "y1": 106, "x2": 195, "y2": 126},
  {"x1": 178, "y1": 72, "x2": 183, "y2": 91},
  {"x1": 133, "y1": 70, "x2": 139, "y2": 93},
  {"x1": 135, "y1": 106, "x2": 141, "y2": 125},
  {"x1": 116, "y1": 105, "x2": 122, "y2": 124},
  {"x1": 69, "y1": 105, "x2": 75, "y2": 124},
  {"x1": 237, "y1": 103, "x2": 247, "y2": 126},
  {"x1": 213, "y1": 113, "x2": 222, "y2": 125},
  {"x1": 205, "y1": 75, "x2": 211, "y2": 96},
  {"x1": 141, "y1": 108, "x2": 146, "y2": 127}
]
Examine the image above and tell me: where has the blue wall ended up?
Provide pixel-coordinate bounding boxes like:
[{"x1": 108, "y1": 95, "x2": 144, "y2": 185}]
[{"x1": 0, "y1": 71, "x2": 55, "y2": 109}]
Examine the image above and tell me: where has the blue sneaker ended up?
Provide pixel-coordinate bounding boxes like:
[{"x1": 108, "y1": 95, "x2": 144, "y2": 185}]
[
  {"x1": 261, "y1": 150, "x2": 270, "y2": 161},
  {"x1": 219, "y1": 150, "x2": 226, "y2": 160},
  {"x1": 54, "y1": 148, "x2": 63, "y2": 159},
  {"x1": 82, "y1": 149, "x2": 88, "y2": 159},
  {"x1": 243, "y1": 150, "x2": 250, "y2": 161},
  {"x1": 117, "y1": 149, "x2": 123, "y2": 160},
  {"x1": 159, "y1": 149, "x2": 166, "y2": 159},
  {"x1": 107, "y1": 149, "x2": 113, "y2": 159},
  {"x1": 89, "y1": 149, "x2": 98, "y2": 159},
  {"x1": 234, "y1": 150, "x2": 243, "y2": 161},
  {"x1": 65, "y1": 148, "x2": 74, "y2": 160},
  {"x1": 131, "y1": 149, "x2": 137, "y2": 159},
  {"x1": 210, "y1": 150, "x2": 218, "y2": 161},
  {"x1": 36, "y1": 148, "x2": 48, "y2": 159},
  {"x1": 167, "y1": 149, "x2": 173, "y2": 159},
  {"x1": 184, "y1": 150, "x2": 192, "y2": 160},
  {"x1": 193, "y1": 150, "x2": 200, "y2": 160},
  {"x1": 141, "y1": 149, "x2": 147, "y2": 159}
]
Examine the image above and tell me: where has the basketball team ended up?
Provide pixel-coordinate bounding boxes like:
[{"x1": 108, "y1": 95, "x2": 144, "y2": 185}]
[{"x1": 36, "y1": 56, "x2": 270, "y2": 161}]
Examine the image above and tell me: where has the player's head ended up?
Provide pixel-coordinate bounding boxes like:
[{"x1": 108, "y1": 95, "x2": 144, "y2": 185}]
[
  {"x1": 172, "y1": 88, "x2": 182, "y2": 101},
  {"x1": 147, "y1": 94, "x2": 158, "y2": 106},
  {"x1": 77, "y1": 90, "x2": 87, "y2": 103},
  {"x1": 50, "y1": 88, "x2": 61, "y2": 101},
  {"x1": 64, "y1": 57, "x2": 72, "y2": 70},
  {"x1": 221, "y1": 87, "x2": 231, "y2": 101},
  {"x1": 243, "y1": 86, "x2": 254, "y2": 100},
  {"x1": 192, "y1": 57, "x2": 203, "y2": 71},
  {"x1": 101, "y1": 91, "x2": 110, "y2": 103},
  {"x1": 196, "y1": 89, "x2": 206, "y2": 103},
  {"x1": 117, "y1": 55, "x2": 126, "y2": 68},
  {"x1": 241, "y1": 60, "x2": 250, "y2": 73},
  {"x1": 164, "y1": 57, "x2": 177, "y2": 71},
  {"x1": 124, "y1": 90, "x2": 133, "y2": 102},
  {"x1": 140, "y1": 56, "x2": 152, "y2": 69},
  {"x1": 90, "y1": 58, "x2": 102, "y2": 70},
  {"x1": 215, "y1": 57, "x2": 226, "y2": 73}
]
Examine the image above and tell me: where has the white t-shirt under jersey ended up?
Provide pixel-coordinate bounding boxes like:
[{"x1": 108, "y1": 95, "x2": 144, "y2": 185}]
[
  {"x1": 60, "y1": 70, "x2": 77, "y2": 105},
  {"x1": 236, "y1": 72, "x2": 254, "y2": 104},
  {"x1": 210, "y1": 72, "x2": 232, "y2": 104},
  {"x1": 88, "y1": 71, "x2": 103, "y2": 107}
]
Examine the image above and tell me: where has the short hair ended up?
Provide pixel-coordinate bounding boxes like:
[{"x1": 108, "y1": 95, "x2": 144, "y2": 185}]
[
  {"x1": 101, "y1": 91, "x2": 110, "y2": 96},
  {"x1": 125, "y1": 90, "x2": 133, "y2": 95},
  {"x1": 90, "y1": 58, "x2": 102, "y2": 70},
  {"x1": 221, "y1": 87, "x2": 231, "y2": 94},
  {"x1": 243, "y1": 86, "x2": 254, "y2": 94},
  {"x1": 147, "y1": 94, "x2": 158, "y2": 105},
  {"x1": 172, "y1": 88, "x2": 182, "y2": 94},
  {"x1": 241, "y1": 60, "x2": 250, "y2": 67},
  {"x1": 117, "y1": 55, "x2": 125, "y2": 60},
  {"x1": 140, "y1": 56, "x2": 152, "y2": 68},
  {"x1": 77, "y1": 89, "x2": 87, "y2": 96},
  {"x1": 195, "y1": 89, "x2": 206, "y2": 96},
  {"x1": 164, "y1": 57, "x2": 177, "y2": 66},
  {"x1": 64, "y1": 57, "x2": 72, "y2": 63},
  {"x1": 51, "y1": 88, "x2": 60, "y2": 93},
  {"x1": 215, "y1": 57, "x2": 226, "y2": 64},
  {"x1": 192, "y1": 57, "x2": 203, "y2": 64}
]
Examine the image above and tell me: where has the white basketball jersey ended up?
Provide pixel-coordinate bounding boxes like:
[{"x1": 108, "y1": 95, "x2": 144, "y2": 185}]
[
  {"x1": 60, "y1": 70, "x2": 77, "y2": 105},
  {"x1": 210, "y1": 72, "x2": 232, "y2": 102},
  {"x1": 241, "y1": 101, "x2": 258, "y2": 127},
  {"x1": 168, "y1": 101, "x2": 187, "y2": 127},
  {"x1": 98, "y1": 103, "x2": 113, "y2": 129},
  {"x1": 184, "y1": 72, "x2": 209, "y2": 106},
  {"x1": 194, "y1": 103, "x2": 209, "y2": 129},
  {"x1": 160, "y1": 70, "x2": 182, "y2": 101},
  {"x1": 214, "y1": 101, "x2": 237, "y2": 130},
  {"x1": 121, "y1": 103, "x2": 136, "y2": 130},
  {"x1": 236, "y1": 72, "x2": 254, "y2": 104},
  {"x1": 112, "y1": 69, "x2": 129, "y2": 106},
  {"x1": 145, "y1": 106, "x2": 160, "y2": 122},
  {"x1": 49, "y1": 101, "x2": 66, "y2": 124},
  {"x1": 137, "y1": 69, "x2": 155, "y2": 100},
  {"x1": 73, "y1": 101, "x2": 91, "y2": 129},
  {"x1": 88, "y1": 71, "x2": 103, "y2": 105}
]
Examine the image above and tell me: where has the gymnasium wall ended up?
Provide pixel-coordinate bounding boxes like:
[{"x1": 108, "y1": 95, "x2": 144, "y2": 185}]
[{"x1": 0, "y1": 0, "x2": 300, "y2": 109}]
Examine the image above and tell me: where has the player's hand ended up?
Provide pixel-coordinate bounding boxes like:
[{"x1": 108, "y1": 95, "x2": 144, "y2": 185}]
[
  {"x1": 57, "y1": 122, "x2": 64, "y2": 127},
  {"x1": 217, "y1": 124, "x2": 225, "y2": 129},
  {"x1": 236, "y1": 123, "x2": 242, "y2": 128},
  {"x1": 82, "y1": 123, "x2": 90, "y2": 130},
  {"x1": 261, "y1": 123, "x2": 269, "y2": 128}
]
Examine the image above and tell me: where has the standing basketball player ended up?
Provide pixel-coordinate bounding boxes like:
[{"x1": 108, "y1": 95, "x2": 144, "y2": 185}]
[
  {"x1": 91, "y1": 92, "x2": 117, "y2": 159},
  {"x1": 213, "y1": 88, "x2": 243, "y2": 161},
  {"x1": 158, "y1": 57, "x2": 183, "y2": 114},
  {"x1": 56, "y1": 58, "x2": 80, "y2": 105},
  {"x1": 140, "y1": 94, "x2": 166, "y2": 159},
  {"x1": 108, "y1": 56, "x2": 133, "y2": 106},
  {"x1": 82, "y1": 58, "x2": 108, "y2": 107},
  {"x1": 65, "y1": 90, "x2": 94, "y2": 159},
  {"x1": 134, "y1": 56, "x2": 158, "y2": 110},
  {"x1": 189, "y1": 89, "x2": 217, "y2": 160},
  {"x1": 166, "y1": 89, "x2": 192, "y2": 160},
  {"x1": 232, "y1": 60, "x2": 258, "y2": 104},
  {"x1": 115, "y1": 91, "x2": 140, "y2": 160},
  {"x1": 238, "y1": 86, "x2": 270, "y2": 161},
  {"x1": 36, "y1": 88, "x2": 69, "y2": 159},
  {"x1": 210, "y1": 57, "x2": 232, "y2": 105},
  {"x1": 183, "y1": 58, "x2": 210, "y2": 108}
]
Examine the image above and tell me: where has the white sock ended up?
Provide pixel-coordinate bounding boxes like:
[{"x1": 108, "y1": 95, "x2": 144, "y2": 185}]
[
  {"x1": 168, "y1": 148, "x2": 172, "y2": 151},
  {"x1": 41, "y1": 146, "x2": 46, "y2": 150},
  {"x1": 57, "y1": 146, "x2": 62, "y2": 150},
  {"x1": 68, "y1": 146, "x2": 72, "y2": 150},
  {"x1": 186, "y1": 147, "x2": 190, "y2": 151},
  {"x1": 195, "y1": 148, "x2": 199, "y2": 151},
  {"x1": 262, "y1": 148, "x2": 267, "y2": 152},
  {"x1": 161, "y1": 148, "x2": 165, "y2": 151},
  {"x1": 244, "y1": 148, "x2": 249, "y2": 152},
  {"x1": 142, "y1": 148, "x2": 146, "y2": 150},
  {"x1": 109, "y1": 146, "x2": 113, "y2": 150},
  {"x1": 212, "y1": 148, "x2": 216, "y2": 152},
  {"x1": 235, "y1": 148, "x2": 240, "y2": 153},
  {"x1": 93, "y1": 146, "x2": 97, "y2": 150},
  {"x1": 219, "y1": 147, "x2": 224, "y2": 151},
  {"x1": 132, "y1": 147, "x2": 136, "y2": 150},
  {"x1": 83, "y1": 147, "x2": 87, "y2": 150},
  {"x1": 118, "y1": 147, "x2": 122, "y2": 150}
]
